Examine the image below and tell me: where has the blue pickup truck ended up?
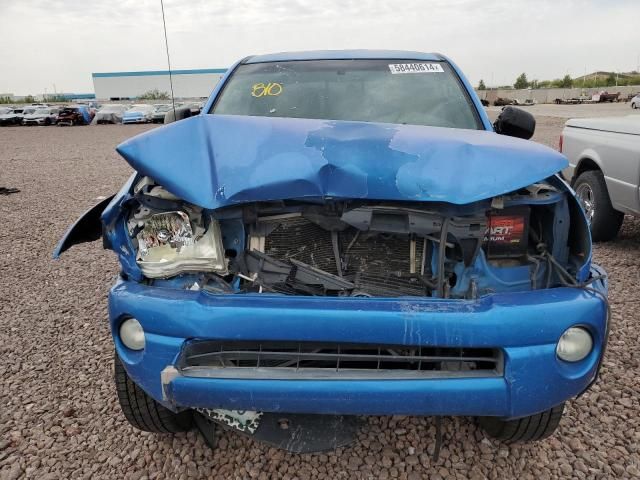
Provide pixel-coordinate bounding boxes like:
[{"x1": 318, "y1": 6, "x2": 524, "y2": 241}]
[{"x1": 55, "y1": 50, "x2": 608, "y2": 451}]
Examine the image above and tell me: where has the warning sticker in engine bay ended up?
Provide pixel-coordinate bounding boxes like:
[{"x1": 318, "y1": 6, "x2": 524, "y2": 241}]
[{"x1": 388, "y1": 63, "x2": 444, "y2": 74}]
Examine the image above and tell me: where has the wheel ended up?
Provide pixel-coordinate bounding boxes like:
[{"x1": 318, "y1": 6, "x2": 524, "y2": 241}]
[
  {"x1": 633, "y1": 102, "x2": 637, "y2": 109},
  {"x1": 478, "y1": 403, "x2": 564, "y2": 443},
  {"x1": 114, "y1": 353, "x2": 192, "y2": 433},
  {"x1": 573, "y1": 170, "x2": 624, "y2": 241}
]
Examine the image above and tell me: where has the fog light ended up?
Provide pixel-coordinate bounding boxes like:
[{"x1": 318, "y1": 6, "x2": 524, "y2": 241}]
[
  {"x1": 556, "y1": 327, "x2": 592, "y2": 362},
  {"x1": 120, "y1": 318, "x2": 145, "y2": 350}
]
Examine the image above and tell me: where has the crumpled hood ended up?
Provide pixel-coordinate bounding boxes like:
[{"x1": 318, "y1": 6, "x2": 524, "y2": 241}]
[{"x1": 116, "y1": 114, "x2": 568, "y2": 209}]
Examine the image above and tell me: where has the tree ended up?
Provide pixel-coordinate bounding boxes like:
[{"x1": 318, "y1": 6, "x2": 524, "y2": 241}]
[
  {"x1": 138, "y1": 89, "x2": 170, "y2": 100},
  {"x1": 477, "y1": 79, "x2": 486, "y2": 90},
  {"x1": 606, "y1": 74, "x2": 616, "y2": 87},
  {"x1": 514, "y1": 73, "x2": 529, "y2": 89},
  {"x1": 560, "y1": 74, "x2": 573, "y2": 88}
]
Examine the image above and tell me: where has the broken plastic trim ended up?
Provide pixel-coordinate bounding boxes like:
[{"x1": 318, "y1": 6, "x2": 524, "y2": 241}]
[
  {"x1": 52, "y1": 195, "x2": 115, "y2": 258},
  {"x1": 244, "y1": 250, "x2": 354, "y2": 295}
]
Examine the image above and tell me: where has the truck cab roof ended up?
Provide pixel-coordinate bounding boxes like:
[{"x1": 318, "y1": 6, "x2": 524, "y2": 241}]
[{"x1": 245, "y1": 50, "x2": 444, "y2": 64}]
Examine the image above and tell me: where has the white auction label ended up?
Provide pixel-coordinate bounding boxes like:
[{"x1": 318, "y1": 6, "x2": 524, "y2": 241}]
[{"x1": 388, "y1": 63, "x2": 444, "y2": 74}]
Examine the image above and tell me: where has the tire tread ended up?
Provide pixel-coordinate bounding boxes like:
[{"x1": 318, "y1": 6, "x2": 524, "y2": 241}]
[
  {"x1": 478, "y1": 403, "x2": 564, "y2": 443},
  {"x1": 574, "y1": 170, "x2": 624, "y2": 241},
  {"x1": 114, "y1": 354, "x2": 192, "y2": 433}
]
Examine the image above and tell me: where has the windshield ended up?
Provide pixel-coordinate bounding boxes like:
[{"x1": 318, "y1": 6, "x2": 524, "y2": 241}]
[
  {"x1": 154, "y1": 105, "x2": 171, "y2": 112},
  {"x1": 212, "y1": 59, "x2": 481, "y2": 129},
  {"x1": 23, "y1": 108, "x2": 36, "y2": 115},
  {"x1": 34, "y1": 108, "x2": 50, "y2": 115}
]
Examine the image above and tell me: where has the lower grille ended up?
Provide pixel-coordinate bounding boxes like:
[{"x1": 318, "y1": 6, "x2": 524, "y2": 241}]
[{"x1": 177, "y1": 341, "x2": 503, "y2": 380}]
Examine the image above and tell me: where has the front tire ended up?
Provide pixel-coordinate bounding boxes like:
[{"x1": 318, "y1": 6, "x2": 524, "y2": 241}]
[
  {"x1": 574, "y1": 170, "x2": 624, "y2": 241},
  {"x1": 478, "y1": 403, "x2": 564, "y2": 443},
  {"x1": 114, "y1": 353, "x2": 192, "y2": 433}
]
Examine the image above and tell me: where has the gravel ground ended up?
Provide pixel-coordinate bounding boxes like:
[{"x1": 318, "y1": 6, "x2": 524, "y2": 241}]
[
  {"x1": 486, "y1": 101, "x2": 640, "y2": 119},
  {"x1": 1, "y1": 120, "x2": 639, "y2": 480}
]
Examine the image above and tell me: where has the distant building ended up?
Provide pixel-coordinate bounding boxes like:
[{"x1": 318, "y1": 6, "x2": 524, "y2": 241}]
[{"x1": 92, "y1": 68, "x2": 227, "y2": 100}]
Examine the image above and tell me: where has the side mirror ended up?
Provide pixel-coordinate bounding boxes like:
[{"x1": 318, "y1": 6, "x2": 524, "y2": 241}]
[
  {"x1": 163, "y1": 106, "x2": 191, "y2": 124},
  {"x1": 493, "y1": 106, "x2": 535, "y2": 140}
]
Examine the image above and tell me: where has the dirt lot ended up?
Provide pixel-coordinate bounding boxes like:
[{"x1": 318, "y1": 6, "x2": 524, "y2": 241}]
[
  {"x1": 487, "y1": 101, "x2": 640, "y2": 119},
  {"x1": 1, "y1": 117, "x2": 639, "y2": 480}
]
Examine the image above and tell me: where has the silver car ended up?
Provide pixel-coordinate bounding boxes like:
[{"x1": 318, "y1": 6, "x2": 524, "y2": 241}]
[{"x1": 22, "y1": 107, "x2": 60, "y2": 126}]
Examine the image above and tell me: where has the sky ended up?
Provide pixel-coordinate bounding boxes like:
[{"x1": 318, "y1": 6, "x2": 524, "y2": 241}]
[{"x1": 0, "y1": 0, "x2": 638, "y2": 95}]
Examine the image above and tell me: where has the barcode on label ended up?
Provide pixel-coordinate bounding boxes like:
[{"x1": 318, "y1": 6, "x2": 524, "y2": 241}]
[{"x1": 388, "y1": 63, "x2": 444, "y2": 74}]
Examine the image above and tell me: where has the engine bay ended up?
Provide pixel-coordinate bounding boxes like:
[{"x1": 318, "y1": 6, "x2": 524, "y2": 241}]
[{"x1": 125, "y1": 177, "x2": 589, "y2": 300}]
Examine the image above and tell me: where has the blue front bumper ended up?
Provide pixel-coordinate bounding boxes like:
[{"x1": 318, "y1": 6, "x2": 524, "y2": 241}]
[{"x1": 109, "y1": 272, "x2": 607, "y2": 419}]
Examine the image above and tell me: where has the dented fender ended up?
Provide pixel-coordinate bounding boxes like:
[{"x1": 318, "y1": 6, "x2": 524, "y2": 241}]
[
  {"x1": 53, "y1": 174, "x2": 138, "y2": 260},
  {"x1": 52, "y1": 195, "x2": 115, "y2": 258}
]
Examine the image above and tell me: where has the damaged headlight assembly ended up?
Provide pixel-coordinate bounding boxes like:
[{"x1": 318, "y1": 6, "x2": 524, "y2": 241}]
[{"x1": 127, "y1": 180, "x2": 227, "y2": 279}]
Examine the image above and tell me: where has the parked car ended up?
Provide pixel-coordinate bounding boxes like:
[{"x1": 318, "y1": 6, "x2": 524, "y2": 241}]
[
  {"x1": 77, "y1": 101, "x2": 100, "y2": 118},
  {"x1": 493, "y1": 97, "x2": 514, "y2": 106},
  {"x1": 151, "y1": 104, "x2": 173, "y2": 123},
  {"x1": 22, "y1": 107, "x2": 60, "y2": 125},
  {"x1": 630, "y1": 94, "x2": 639, "y2": 109},
  {"x1": 182, "y1": 101, "x2": 203, "y2": 115},
  {"x1": 94, "y1": 104, "x2": 128, "y2": 124},
  {"x1": 592, "y1": 91, "x2": 620, "y2": 103},
  {"x1": 57, "y1": 105, "x2": 93, "y2": 126},
  {"x1": 55, "y1": 50, "x2": 608, "y2": 452},
  {"x1": 162, "y1": 105, "x2": 192, "y2": 124},
  {"x1": 122, "y1": 104, "x2": 155, "y2": 124},
  {"x1": 513, "y1": 99, "x2": 535, "y2": 106},
  {"x1": 0, "y1": 107, "x2": 37, "y2": 125},
  {"x1": 561, "y1": 115, "x2": 640, "y2": 241},
  {"x1": 0, "y1": 107, "x2": 22, "y2": 126}
]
